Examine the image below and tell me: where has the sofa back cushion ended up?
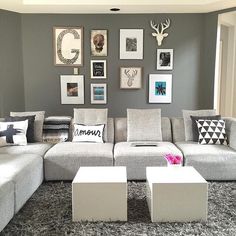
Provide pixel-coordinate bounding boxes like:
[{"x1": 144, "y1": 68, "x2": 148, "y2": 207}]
[
  {"x1": 10, "y1": 111, "x2": 45, "y2": 142},
  {"x1": 115, "y1": 117, "x2": 172, "y2": 143},
  {"x1": 127, "y1": 109, "x2": 162, "y2": 142},
  {"x1": 68, "y1": 117, "x2": 114, "y2": 143},
  {"x1": 171, "y1": 117, "x2": 185, "y2": 142}
]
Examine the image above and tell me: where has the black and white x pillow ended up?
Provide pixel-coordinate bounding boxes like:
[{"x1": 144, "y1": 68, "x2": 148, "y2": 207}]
[
  {"x1": 0, "y1": 120, "x2": 28, "y2": 146},
  {"x1": 196, "y1": 119, "x2": 227, "y2": 145}
]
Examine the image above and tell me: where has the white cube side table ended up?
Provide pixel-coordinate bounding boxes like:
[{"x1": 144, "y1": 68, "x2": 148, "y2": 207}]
[
  {"x1": 146, "y1": 166, "x2": 208, "y2": 222},
  {"x1": 72, "y1": 166, "x2": 127, "y2": 222}
]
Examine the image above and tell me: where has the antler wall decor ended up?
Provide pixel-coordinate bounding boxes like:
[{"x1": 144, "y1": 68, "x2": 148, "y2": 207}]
[{"x1": 150, "y1": 18, "x2": 171, "y2": 46}]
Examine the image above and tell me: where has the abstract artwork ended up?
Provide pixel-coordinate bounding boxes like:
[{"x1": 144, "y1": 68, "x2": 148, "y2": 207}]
[
  {"x1": 60, "y1": 75, "x2": 84, "y2": 104},
  {"x1": 149, "y1": 74, "x2": 172, "y2": 103},
  {"x1": 91, "y1": 83, "x2": 107, "y2": 104}
]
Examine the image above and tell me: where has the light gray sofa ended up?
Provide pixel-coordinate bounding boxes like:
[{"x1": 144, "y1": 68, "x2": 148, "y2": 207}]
[
  {"x1": 0, "y1": 143, "x2": 53, "y2": 232},
  {"x1": 44, "y1": 118, "x2": 114, "y2": 180},
  {"x1": 114, "y1": 117, "x2": 183, "y2": 180},
  {"x1": 171, "y1": 117, "x2": 236, "y2": 180}
]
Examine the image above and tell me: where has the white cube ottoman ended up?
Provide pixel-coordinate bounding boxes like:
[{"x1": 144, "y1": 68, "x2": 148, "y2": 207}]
[
  {"x1": 72, "y1": 166, "x2": 127, "y2": 221},
  {"x1": 146, "y1": 166, "x2": 208, "y2": 222}
]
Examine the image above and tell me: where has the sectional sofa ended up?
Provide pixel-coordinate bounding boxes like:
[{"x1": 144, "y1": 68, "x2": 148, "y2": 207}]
[{"x1": 0, "y1": 115, "x2": 236, "y2": 232}]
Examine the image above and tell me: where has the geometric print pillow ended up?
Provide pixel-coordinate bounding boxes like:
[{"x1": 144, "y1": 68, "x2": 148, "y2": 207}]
[
  {"x1": 196, "y1": 119, "x2": 227, "y2": 145},
  {"x1": 0, "y1": 120, "x2": 28, "y2": 147}
]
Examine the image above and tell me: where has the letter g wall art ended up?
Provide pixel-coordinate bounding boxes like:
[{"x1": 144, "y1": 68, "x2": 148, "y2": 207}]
[{"x1": 53, "y1": 27, "x2": 83, "y2": 66}]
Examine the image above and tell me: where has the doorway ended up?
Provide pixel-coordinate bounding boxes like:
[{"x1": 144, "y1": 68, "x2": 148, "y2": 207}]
[{"x1": 214, "y1": 12, "x2": 236, "y2": 117}]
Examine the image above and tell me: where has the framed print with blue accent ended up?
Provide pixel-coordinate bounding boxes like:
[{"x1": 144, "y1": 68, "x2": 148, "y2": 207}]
[{"x1": 149, "y1": 74, "x2": 172, "y2": 103}]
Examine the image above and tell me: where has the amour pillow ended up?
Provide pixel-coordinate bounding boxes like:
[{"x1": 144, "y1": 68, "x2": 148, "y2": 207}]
[
  {"x1": 0, "y1": 120, "x2": 28, "y2": 146},
  {"x1": 73, "y1": 124, "x2": 105, "y2": 143},
  {"x1": 73, "y1": 108, "x2": 108, "y2": 142},
  {"x1": 10, "y1": 111, "x2": 45, "y2": 142},
  {"x1": 127, "y1": 109, "x2": 162, "y2": 142},
  {"x1": 190, "y1": 115, "x2": 221, "y2": 142},
  {"x1": 5, "y1": 115, "x2": 36, "y2": 143},
  {"x1": 196, "y1": 119, "x2": 227, "y2": 145},
  {"x1": 182, "y1": 109, "x2": 216, "y2": 141}
]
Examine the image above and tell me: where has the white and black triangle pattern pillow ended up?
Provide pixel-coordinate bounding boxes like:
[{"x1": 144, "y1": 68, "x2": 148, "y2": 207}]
[
  {"x1": 0, "y1": 120, "x2": 28, "y2": 146},
  {"x1": 196, "y1": 119, "x2": 227, "y2": 145}
]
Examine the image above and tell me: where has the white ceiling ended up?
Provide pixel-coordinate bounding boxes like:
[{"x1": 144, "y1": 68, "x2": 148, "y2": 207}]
[{"x1": 0, "y1": 0, "x2": 236, "y2": 14}]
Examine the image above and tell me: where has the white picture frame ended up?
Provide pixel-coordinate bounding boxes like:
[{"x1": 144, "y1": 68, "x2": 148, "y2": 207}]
[
  {"x1": 60, "y1": 75, "x2": 84, "y2": 104},
  {"x1": 91, "y1": 83, "x2": 107, "y2": 104},
  {"x1": 120, "y1": 29, "x2": 143, "y2": 59},
  {"x1": 157, "y1": 49, "x2": 173, "y2": 70},
  {"x1": 91, "y1": 60, "x2": 107, "y2": 79},
  {"x1": 120, "y1": 67, "x2": 142, "y2": 89},
  {"x1": 54, "y1": 27, "x2": 83, "y2": 66},
  {"x1": 149, "y1": 74, "x2": 172, "y2": 103},
  {"x1": 91, "y1": 29, "x2": 108, "y2": 57}
]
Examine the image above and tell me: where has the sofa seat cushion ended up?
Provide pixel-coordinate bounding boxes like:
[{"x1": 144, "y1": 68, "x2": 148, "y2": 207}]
[
  {"x1": 0, "y1": 154, "x2": 43, "y2": 213},
  {"x1": 0, "y1": 179, "x2": 14, "y2": 232},
  {"x1": 44, "y1": 142, "x2": 114, "y2": 180},
  {"x1": 0, "y1": 143, "x2": 53, "y2": 156},
  {"x1": 175, "y1": 142, "x2": 236, "y2": 180},
  {"x1": 114, "y1": 142, "x2": 183, "y2": 180}
]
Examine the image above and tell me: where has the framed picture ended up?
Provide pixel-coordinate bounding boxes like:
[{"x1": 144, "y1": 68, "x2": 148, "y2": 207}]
[
  {"x1": 91, "y1": 60, "x2": 107, "y2": 79},
  {"x1": 120, "y1": 67, "x2": 142, "y2": 89},
  {"x1": 157, "y1": 49, "x2": 173, "y2": 70},
  {"x1": 91, "y1": 30, "x2": 107, "y2": 56},
  {"x1": 91, "y1": 83, "x2": 107, "y2": 104},
  {"x1": 149, "y1": 74, "x2": 172, "y2": 103},
  {"x1": 54, "y1": 27, "x2": 83, "y2": 66},
  {"x1": 120, "y1": 29, "x2": 143, "y2": 59},
  {"x1": 60, "y1": 75, "x2": 84, "y2": 104}
]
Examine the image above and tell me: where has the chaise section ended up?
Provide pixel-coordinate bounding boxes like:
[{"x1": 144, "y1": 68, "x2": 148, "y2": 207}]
[
  {"x1": 0, "y1": 154, "x2": 43, "y2": 213},
  {"x1": 114, "y1": 117, "x2": 183, "y2": 180},
  {"x1": 175, "y1": 141, "x2": 236, "y2": 180},
  {"x1": 0, "y1": 143, "x2": 54, "y2": 156},
  {"x1": 0, "y1": 179, "x2": 14, "y2": 232},
  {"x1": 114, "y1": 142, "x2": 183, "y2": 180},
  {"x1": 44, "y1": 142, "x2": 114, "y2": 180}
]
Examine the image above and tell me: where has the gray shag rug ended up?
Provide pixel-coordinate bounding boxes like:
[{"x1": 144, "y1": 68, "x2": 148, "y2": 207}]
[{"x1": 1, "y1": 182, "x2": 236, "y2": 236}]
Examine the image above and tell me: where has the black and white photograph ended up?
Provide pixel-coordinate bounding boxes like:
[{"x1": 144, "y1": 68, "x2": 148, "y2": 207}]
[
  {"x1": 120, "y1": 29, "x2": 143, "y2": 59},
  {"x1": 91, "y1": 30, "x2": 108, "y2": 56},
  {"x1": 157, "y1": 49, "x2": 173, "y2": 70},
  {"x1": 90, "y1": 60, "x2": 107, "y2": 79},
  {"x1": 60, "y1": 75, "x2": 84, "y2": 104}
]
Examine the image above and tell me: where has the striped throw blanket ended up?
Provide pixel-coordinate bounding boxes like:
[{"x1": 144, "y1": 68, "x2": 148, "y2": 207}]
[{"x1": 43, "y1": 116, "x2": 72, "y2": 143}]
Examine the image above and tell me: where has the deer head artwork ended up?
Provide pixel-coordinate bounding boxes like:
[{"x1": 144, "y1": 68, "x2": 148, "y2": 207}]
[
  {"x1": 124, "y1": 69, "x2": 138, "y2": 87},
  {"x1": 150, "y1": 18, "x2": 171, "y2": 46}
]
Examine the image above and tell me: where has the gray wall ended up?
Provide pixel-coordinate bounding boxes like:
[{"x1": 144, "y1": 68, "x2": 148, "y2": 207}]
[
  {"x1": 21, "y1": 13, "x2": 207, "y2": 117},
  {"x1": 0, "y1": 10, "x2": 25, "y2": 117}
]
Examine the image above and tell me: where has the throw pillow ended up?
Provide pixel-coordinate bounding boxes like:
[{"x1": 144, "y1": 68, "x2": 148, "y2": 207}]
[
  {"x1": 182, "y1": 109, "x2": 216, "y2": 141},
  {"x1": 73, "y1": 124, "x2": 105, "y2": 143},
  {"x1": 127, "y1": 109, "x2": 162, "y2": 142},
  {"x1": 5, "y1": 115, "x2": 36, "y2": 143},
  {"x1": 73, "y1": 108, "x2": 108, "y2": 142},
  {"x1": 43, "y1": 116, "x2": 71, "y2": 143},
  {"x1": 0, "y1": 120, "x2": 28, "y2": 146},
  {"x1": 196, "y1": 119, "x2": 227, "y2": 145},
  {"x1": 10, "y1": 111, "x2": 45, "y2": 142},
  {"x1": 190, "y1": 115, "x2": 221, "y2": 142}
]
